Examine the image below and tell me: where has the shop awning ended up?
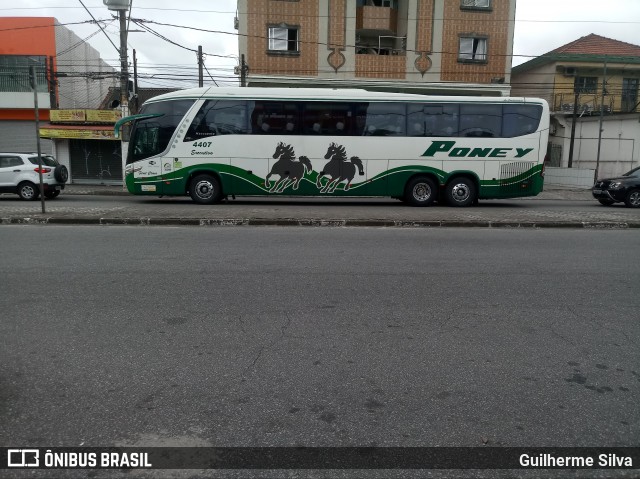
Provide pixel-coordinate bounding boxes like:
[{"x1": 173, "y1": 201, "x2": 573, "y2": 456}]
[{"x1": 39, "y1": 123, "x2": 117, "y2": 140}]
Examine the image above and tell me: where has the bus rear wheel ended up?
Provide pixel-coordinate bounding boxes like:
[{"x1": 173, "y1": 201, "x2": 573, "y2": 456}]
[
  {"x1": 445, "y1": 177, "x2": 476, "y2": 207},
  {"x1": 405, "y1": 177, "x2": 437, "y2": 206},
  {"x1": 189, "y1": 174, "x2": 222, "y2": 204}
]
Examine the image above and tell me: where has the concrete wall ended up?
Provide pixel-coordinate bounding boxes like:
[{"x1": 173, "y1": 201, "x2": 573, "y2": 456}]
[
  {"x1": 55, "y1": 22, "x2": 116, "y2": 108},
  {"x1": 511, "y1": 62, "x2": 556, "y2": 106},
  {"x1": 0, "y1": 121, "x2": 53, "y2": 154},
  {"x1": 545, "y1": 167, "x2": 594, "y2": 188},
  {"x1": 566, "y1": 114, "x2": 639, "y2": 179}
]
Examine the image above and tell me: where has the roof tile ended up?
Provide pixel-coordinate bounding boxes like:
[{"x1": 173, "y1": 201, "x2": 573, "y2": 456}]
[{"x1": 548, "y1": 33, "x2": 640, "y2": 57}]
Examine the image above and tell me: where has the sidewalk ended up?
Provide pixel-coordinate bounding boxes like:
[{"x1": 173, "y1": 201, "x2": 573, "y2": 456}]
[
  {"x1": 3, "y1": 182, "x2": 638, "y2": 229},
  {"x1": 59, "y1": 183, "x2": 595, "y2": 201}
]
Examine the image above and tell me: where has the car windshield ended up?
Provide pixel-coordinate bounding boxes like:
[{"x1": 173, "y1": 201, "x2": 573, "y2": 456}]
[
  {"x1": 28, "y1": 155, "x2": 57, "y2": 167},
  {"x1": 623, "y1": 167, "x2": 640, "y2": 178}
]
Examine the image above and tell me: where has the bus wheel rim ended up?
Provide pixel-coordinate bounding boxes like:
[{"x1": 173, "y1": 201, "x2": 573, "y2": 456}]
[
  {"x1": 413, "y1": 183, "x2": 431, "y2": 201},
  {"x1": 451, "y1": 183, "x2": 470, "y2": 202},
  {"x1": 196, "y1": 180, "x2": 214, "y2": 199}
]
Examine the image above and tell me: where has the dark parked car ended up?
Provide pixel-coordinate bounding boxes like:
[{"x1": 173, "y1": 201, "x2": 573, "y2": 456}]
[{"x1": 592, "y1": 166, "x2": 640, "y2": 208}]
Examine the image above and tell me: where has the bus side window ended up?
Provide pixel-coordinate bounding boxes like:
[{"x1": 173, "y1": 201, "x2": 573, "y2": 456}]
[
  {"x1": 360, "y1": 103, "x2": 406, "y2": 136},
  {"x1": 407, "y1": 104, "x2": 426, "y2": 136},
  {"x1": 250, "y1": 101, "x2": 298, "y2": 135},
  {"x1": 503, "y1": 104, "x2": 542, "y2": 137},
  {"x1": 460, "y1": 104, "x2": 501, "y2": 138},
  {"x1": 184, "y1": 100, "x2": 250, "y2": 141},
  {"x1": 211, "y1": 101, "x2": 249, "y2": 135},
  {"x1": 426, "y1": 104, "x2": 459, "y2": 137},
  {"x1": 299, "y1": 102, "x2": 351, "y2": 135},
  {"x1": 185, "y1": 101, "x2": 216, "y2": 141}
]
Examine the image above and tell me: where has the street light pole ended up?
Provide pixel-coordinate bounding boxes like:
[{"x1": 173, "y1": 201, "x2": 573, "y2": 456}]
[
  {"x1": 104, "y1": 0, "x2": 130, "y2": 189},
  {"x1": 595, "y1": 56, "x2": 607, "y2": 184},
  {"x1": 119, "y1": 9, "x2": 129, "y2": 123}
]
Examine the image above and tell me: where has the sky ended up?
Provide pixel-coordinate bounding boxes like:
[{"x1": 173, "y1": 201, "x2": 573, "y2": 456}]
[{"x1": 2, "y1": 0, "x2": 640, "y2": 90}]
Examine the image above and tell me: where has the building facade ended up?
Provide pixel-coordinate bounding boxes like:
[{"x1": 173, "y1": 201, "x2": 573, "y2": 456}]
[
  {"x1": 237, "y1": 0, "x2": 516, "y2": 96},
  {"x1": 511, "y1": 34, "x2": 640, "y2": 178},
  {"x1": 0, "y1": 17, "x2": 117, "y2": 181}
]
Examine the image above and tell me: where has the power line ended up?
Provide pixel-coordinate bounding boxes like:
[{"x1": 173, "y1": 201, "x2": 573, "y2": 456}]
[{"x1": 2, "y1": 5, "x2": 640, "y2": 24}]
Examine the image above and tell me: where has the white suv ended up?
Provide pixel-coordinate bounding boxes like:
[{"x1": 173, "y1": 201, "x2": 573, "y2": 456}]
[{"x1": 0, "y1": 153, "x2": 68, "y2": 200}]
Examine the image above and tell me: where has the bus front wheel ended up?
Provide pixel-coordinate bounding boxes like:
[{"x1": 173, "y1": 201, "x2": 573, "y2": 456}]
[
  {"x1": 189, "y1": 174, "x2": 222, "y2": 204},
  {"x1": 445, "y1": 177, "x2": 476, "y2": 207},
  {"x1": 405, "y1": 177, "x2": 437, "y2": 206}
]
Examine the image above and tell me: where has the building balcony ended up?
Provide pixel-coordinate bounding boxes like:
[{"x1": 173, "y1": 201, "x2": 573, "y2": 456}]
[
  {"x1": 355, "y1": 54, "x2": 406, "y2": 80},
  {"x1": 553, "y1": 93, "x2": 636, "y2": 115},
  {"x1": 356, "y1": 6, "x2": 398, "y2": 34}
]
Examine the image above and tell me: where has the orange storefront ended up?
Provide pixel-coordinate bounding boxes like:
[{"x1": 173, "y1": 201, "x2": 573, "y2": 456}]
[
  {"x1": 0, "y1": 17, "x2": 57, "y2": 123},
  {"x1": 1, "y1": 18, "x2": 123, "y2": 183}
]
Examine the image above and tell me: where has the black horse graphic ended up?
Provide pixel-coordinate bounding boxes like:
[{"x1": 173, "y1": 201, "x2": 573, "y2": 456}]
[
  {"x1": 265, "y1": 142, "x2": 312, "y2": 193},
  {"x1": 316, "y1": 143, "x2": 364, "y2": 193}
]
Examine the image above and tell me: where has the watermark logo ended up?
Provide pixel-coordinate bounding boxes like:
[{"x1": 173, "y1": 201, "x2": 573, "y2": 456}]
[{"x1": 7, "y1": 449, "x2": 39, "y2": 467}]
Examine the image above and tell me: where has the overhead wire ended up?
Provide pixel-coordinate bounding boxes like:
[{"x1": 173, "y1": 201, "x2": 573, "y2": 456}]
[{"x1": 1, "y1": 10, "x2": 636, "y2": 101}]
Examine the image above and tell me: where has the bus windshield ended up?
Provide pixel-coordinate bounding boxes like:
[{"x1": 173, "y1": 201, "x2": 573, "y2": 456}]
[{"x1": 127, "y1": 99, "x2": 196, "y2": 164}]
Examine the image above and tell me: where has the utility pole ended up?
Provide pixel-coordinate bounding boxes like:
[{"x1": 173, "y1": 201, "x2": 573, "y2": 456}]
[
  {"x1": 133, "y1": 48, "x2": 139, "y2": 114},
  {"x1": 118, "y1": 9, "x2": 129, "y2": 128},
  {"x1": 240, "y1": 54, "x2": 248, "y2": 87},
  {"x1": 104, "y1": 0, "x2": 130, "y2": 188},
  {"x1": 198, "y1": 46, "x2": 204, "y2": 87},
  {"x1": 567, "y1": 90, "x2": 579, "y2": 168},
  {"x1": 29, "y1": 65, "x2": 46, "y2": 214},
  {"x1": 595, "y1": 56, "x2": 607, "y2": 183},
  {"x1": 46, "y1": 56, "x2": 57, "y2": 109}
]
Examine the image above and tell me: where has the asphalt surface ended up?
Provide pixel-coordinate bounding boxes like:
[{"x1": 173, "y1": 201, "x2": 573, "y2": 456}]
[
  {"x1": 1, "y1": 226, "x2": 639, "y2": 479},
  {"x1": 0, "y1": 184, "x2": 639, "y2": 228}
]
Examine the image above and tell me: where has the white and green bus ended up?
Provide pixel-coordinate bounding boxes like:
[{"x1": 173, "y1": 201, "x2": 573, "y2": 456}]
[{"x1": 119, "y1": 87, "x2": 549, "y2": 206}]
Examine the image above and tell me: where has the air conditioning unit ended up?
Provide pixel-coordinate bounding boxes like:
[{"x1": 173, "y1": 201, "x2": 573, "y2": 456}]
[{"x1": 563, "y1": 67, "x2": 576, "y2": 77}]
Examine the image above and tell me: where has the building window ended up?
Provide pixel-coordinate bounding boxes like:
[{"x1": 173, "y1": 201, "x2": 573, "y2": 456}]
[
  {"x1": 458, "y1": 37, "x2": 487, "y2": 63},
  {"x1": 268, "y1": 26, "x2": 299, "y2": 53},
  {"x1": 622, "y1": 78, "x2": 638, "y2": 112},
  {"x1": 461, "y1": 0, "x2": 491, "y2": 10},
  {"x1": 574, "y1": 76, "x2": 597, "y2": 94},
  {"x1": 357, "y1": 0, "x2": 398, "y2": 7},
  {"x1": 0, "y1": 55, "x2": 47, "y2": 92}
]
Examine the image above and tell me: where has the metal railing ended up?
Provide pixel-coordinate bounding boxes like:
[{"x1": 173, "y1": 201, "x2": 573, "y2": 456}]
[{"x1": 554, "y1": 93, "x2": 619, "y2": 114}]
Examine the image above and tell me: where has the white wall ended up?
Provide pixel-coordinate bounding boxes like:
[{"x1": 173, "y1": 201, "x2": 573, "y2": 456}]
[
  {"x1": 55, "y1": 22, "x2": 117, "y2": 108},
  {"x1": 0, "y1": 121, "x2": 53, "y2": 154},
  {"x1": 568, "y1": 114, "x2": 640, "y2": 179},
  {"x1": 0, "y1": 92, "x2": 50, "y2": 109},
  {"x1": 544, "y1": 167, "x2": 594, "y2": 188}
]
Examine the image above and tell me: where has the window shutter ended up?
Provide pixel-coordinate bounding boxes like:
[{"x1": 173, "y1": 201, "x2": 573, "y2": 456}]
[
  {"x1": 269, "y1": 27, "x2": 288, "y2": 50},
  {"x1": 459, "y1": 38, "x2": 473, "y2": 59}
]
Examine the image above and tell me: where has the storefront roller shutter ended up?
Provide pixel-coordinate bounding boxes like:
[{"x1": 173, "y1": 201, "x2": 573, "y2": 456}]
[{"x1": 69, "y1": 139, "x2": 122, "y2": 183}]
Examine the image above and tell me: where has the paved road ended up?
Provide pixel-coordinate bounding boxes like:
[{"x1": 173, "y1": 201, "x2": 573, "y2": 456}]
[
  {"x1": 1, "y1": 226, "x2": 638, "y2": 478},
  {"x1": 1, "y1": 187, "x2": 639, "y2": 228}
]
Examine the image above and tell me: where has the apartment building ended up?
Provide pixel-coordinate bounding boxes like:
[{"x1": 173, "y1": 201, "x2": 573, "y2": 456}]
[
  {"x1": 237, "y1": 0, "x2": 516, "y2": 96},
  {"x1": 512, "y1": 34, "x2": 640, "y2": 177}
]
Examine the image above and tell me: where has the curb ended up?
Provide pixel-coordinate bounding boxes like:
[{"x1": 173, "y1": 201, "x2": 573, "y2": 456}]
[{"x1": 2, "y1": 216, "x2": 639, "y2": 229}]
